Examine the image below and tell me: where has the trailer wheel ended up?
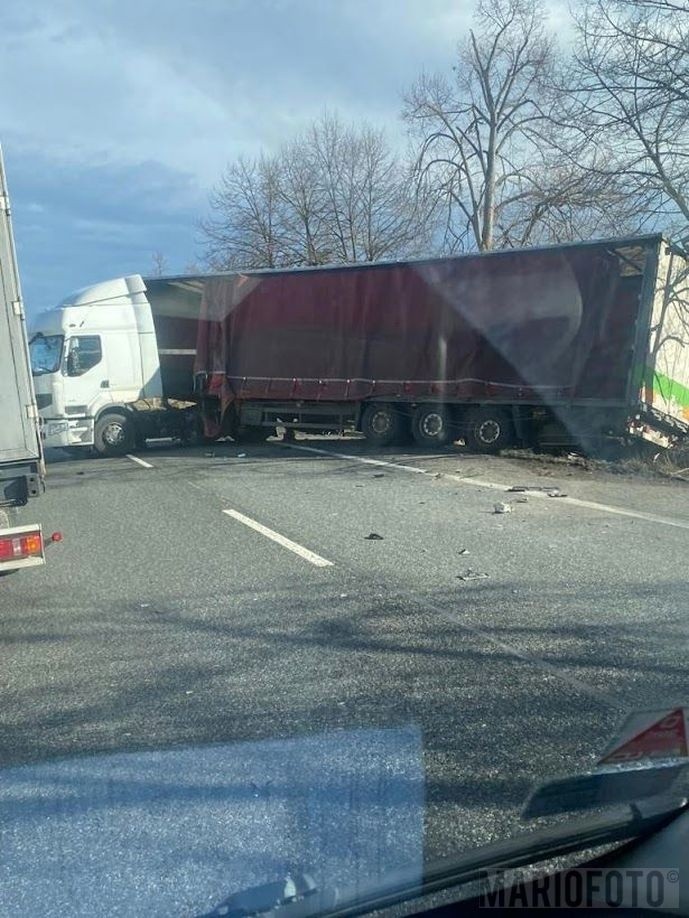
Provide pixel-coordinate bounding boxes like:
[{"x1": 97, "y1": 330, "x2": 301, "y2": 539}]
[
  {"x1": 361, "y1": 404, "x2": 406, "y2": 447},
  {"x1": 535, "y1": 420, "x2": 575, "y2": 454},
  {"x1": 94, "y1": 412, "x2": 135, "y2": 456},
  {"x1": 233, "y1": 426, "x2": 275, "y2": 444},
  {"x1": 411, "y1": 404, "x2": 452, "y2": 447},
  {"x1": 464, "y1": 408, "x2": 514, "y2": 453},
  {"x1": 181, "y1": 413, "x2": 218, "y2": 447}
]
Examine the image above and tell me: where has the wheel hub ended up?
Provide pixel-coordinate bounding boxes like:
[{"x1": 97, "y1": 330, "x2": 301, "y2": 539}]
[
  {"x1": 103, "y1": 422, "x2": 126, "y2": 446},
  {"x1": 477, "y1": 419, "x2": 500, "y2": 444},
  {"x1": 421, "y1": 413, "x2": 444, "y2": 437},
  {"x1": 371, "y1": 412, "x2": 392, "y2": 435}
]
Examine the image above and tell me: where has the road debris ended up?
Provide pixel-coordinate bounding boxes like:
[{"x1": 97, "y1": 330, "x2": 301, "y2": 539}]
[
  {"x1": 458, "y1": 548, "x2": 470, "y2": 555},
  {"x1": 458, "y1": 570, "x2": 489, "y2": 581},
  {"x1": 433, "y1": 472, "x2": 444, "y2": 479},
  {"x1": 508, "y1": 484, "x2": 568, "y2": 498},
  {"x1": 204, "y1": 452, "x2": 215, "y2": 458},
  {"x1": 364, "y1": 532, "x2": 384, "y2": 540},
  {"x1": 494, "y1": 502, "x2": 513, "y2": 514},
  {"x1": 373, "y1": 472, "x2": 385, "y2": 478},
  {"x1": 237, "y1": 453, "x2": 247, "y2": 458},
  {"x1": 515, "y1": 496, "x2": 529, "y2": 503},
  {"x1": 508, "y1": 484, "x2": 560, "y2": 493}
]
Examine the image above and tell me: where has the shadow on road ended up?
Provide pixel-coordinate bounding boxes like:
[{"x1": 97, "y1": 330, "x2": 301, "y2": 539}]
[{"x1": 2, "y1": 576, "x2": 683, "y2": 827}]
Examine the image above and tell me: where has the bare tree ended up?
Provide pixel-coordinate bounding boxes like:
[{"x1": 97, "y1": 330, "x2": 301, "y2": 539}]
[
  {"x1": 201, "y1": 155, "x2": 286, "y2": 270},
  {"x1": 404, "y1": 0, "x2": 560, "y2": 251},
  {"x1": 278, "y1": 134, "x2": 331, "y2": 265},
  {"x1": 150, "y1": 250, "x2": 169, "y2": 276},
  {"x1": 404, "y1": 0, "x2": 626, "y2": 251},
  {"x1": 308, "y1": 114, "x2": 435, "y2": 262},
  {"x1": 200, "y1": 114, "x2": 433, "y2": 270},
  {"x1": 566, "y1": 0, "x2": 689, "y2": 235}
]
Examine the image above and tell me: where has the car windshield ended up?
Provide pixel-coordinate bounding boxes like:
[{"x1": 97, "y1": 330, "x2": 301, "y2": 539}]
[
  {"x1": 29, "y1": 334, "x2": 63, "y2": 375},
  {"x1": 3, "y1": 0, "x2": 689, "y2": 915}
]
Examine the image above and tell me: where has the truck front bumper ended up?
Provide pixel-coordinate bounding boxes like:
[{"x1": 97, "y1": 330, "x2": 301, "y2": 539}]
[{"x1": 40, "y1": 417, "x2": 94, "y2": 449}]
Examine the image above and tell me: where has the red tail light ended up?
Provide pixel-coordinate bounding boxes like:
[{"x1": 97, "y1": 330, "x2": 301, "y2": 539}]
[{"x1": 0, "y1": 530, "x2": 43, "y2": 561}]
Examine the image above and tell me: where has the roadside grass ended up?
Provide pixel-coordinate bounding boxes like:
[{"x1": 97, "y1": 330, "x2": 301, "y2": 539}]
[{"x1": 501, "y1": 442, "x2": 689, "y2": 483}]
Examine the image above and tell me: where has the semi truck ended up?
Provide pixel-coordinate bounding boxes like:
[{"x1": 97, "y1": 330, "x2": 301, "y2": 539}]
[
  {"x1": 0, "y1": 148, "x2": 49, "y2": 574},
  {"x1": 31, "y1": 233, "x2": 689, "y2": 457}
]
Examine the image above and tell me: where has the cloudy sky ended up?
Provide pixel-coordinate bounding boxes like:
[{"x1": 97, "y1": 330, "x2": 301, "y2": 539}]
[{"x1": 1, "y1": 0, "x2": 568, "y2": 314}]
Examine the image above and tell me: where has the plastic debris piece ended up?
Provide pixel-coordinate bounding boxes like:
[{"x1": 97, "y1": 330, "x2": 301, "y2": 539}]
[
  {"x1": 494, "y1": 502, "x2": 513, "y2": 514},
  {"x1": 237, "y1": 453, "x2": 247, "y2": 458},
  {"x1": 364, "y1": 532, "x2": 384, "y2": 540},
  {"x1": 458, "y1": 570, "x2": 489, "y2": 581},
  {"x1": 458, "y1": 548, "x2": 470, "y2": 555},
  {"x1": 548, "y1": 490, "x2": 567, "y2": 497}
]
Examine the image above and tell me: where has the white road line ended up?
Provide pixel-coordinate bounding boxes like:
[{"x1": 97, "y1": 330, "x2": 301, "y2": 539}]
[
  {"x1": 125, "y1": 454, "x2": 154, "y2": 469},
  {"x1": 282, "y1": 442, "x2": 689, "y2": 531},
  {"x1": 282, "y1": 442, "x2": 426, "y2": 474},
  {"x1": 447, "y1": 475, "x2": 689, "y2": 530},
  {"x1": 222, "y1": 509, "x2": 334, "y2": 567}
]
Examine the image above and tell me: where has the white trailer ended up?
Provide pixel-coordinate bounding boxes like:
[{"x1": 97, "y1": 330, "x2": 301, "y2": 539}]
[{"x1": 0, "y1": 147, "x2": 48, "y2": 574}]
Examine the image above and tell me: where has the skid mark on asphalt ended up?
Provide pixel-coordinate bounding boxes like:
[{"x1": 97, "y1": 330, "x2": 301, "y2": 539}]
[
  {"x1": 421, "y1": 597, "x2": 622, "y2": 710},
  {"x1": 283, "y1": 443, "x2": 689, "y2": 532}
]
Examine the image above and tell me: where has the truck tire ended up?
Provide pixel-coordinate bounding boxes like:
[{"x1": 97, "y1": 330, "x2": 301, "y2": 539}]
[
  {"x1": 233, "y1": 426, "x2": 274, "y2": 444},
  {"x1": 411, "y1": 404, "x2": 453, "y2": 448},
  {"x1": 464, "y1": 407, "x2": 514, "y2": 453},
  {"x1": 535, "y1": 420, "x2": 569, "y2": 453},
  {"x1": 94, "y1": 412, "x2": 135, "y2": 457},
  {"x1": 361, "y1": 404, "x2": 407, "y2": 447},
  {"x1": 181, "y1": 413, "x2": 218, "y2": 447}
]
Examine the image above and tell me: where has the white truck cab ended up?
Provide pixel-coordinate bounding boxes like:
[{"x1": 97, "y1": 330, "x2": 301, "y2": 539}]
[{"x1": 30, "y1": 275, "x2": 164, "y2": 452}]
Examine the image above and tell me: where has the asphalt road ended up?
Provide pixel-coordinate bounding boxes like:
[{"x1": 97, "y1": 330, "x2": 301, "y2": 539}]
[{"x1": 2, "y1": 435, "x2": 689, "y2": 912}]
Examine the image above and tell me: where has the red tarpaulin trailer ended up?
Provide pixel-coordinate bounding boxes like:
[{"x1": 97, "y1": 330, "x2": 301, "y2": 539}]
[{"x1": 186, "y1": 236, "x2": 665, "y2": 449}]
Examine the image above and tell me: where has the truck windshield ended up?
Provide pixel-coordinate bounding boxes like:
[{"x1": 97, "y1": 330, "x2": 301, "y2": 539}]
[{"x1": 29, "y1": 334, "x2": 63, "y2": 376}]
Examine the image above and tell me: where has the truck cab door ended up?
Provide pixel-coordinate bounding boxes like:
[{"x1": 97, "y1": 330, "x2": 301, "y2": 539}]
[{"x1": 63, "y1": 335, "x2": 109, "y2": 415}]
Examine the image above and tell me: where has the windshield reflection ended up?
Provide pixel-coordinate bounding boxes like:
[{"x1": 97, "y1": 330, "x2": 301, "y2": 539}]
[{"x1": 29, "y1": 334, "x2": 63, "y2": 376}]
